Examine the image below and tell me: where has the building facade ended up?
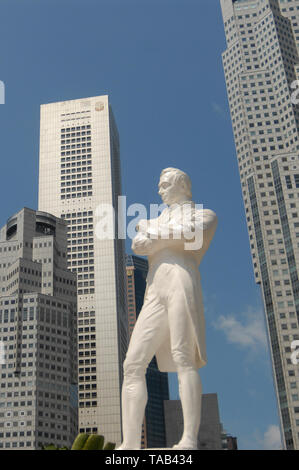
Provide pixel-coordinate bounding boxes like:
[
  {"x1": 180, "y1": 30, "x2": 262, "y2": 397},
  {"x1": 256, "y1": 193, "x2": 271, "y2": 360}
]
[
  {"x1": 126, "y1": 254, "x2": 169, "y2": 448},
  {"x1": 220, "y1": 0, "x2": 299, "y2": 449},
  {"x1": 0, "y1": 208, "x2": 77, "y2": 449},
  {"x1": 38, "y1": 95, "x2": 128, "y2": 445},
  {"x1": 223, "y1": 434, "x2": 238, "y2": 450}
]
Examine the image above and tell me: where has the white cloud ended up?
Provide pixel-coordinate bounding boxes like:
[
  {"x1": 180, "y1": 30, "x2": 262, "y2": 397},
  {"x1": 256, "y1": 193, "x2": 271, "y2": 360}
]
[
  {"x1": 213, "y1": 307, "x2": 268, "y2": 352},
  {"x1": 211, "y1": 101, "x2": 226, "y2": 118},
  {"x1": 261, "y1": 425, "x2": 282, "y2": 450},
  {"x1": 242, "y1": 425, "x2": 283, "y2": 450}
]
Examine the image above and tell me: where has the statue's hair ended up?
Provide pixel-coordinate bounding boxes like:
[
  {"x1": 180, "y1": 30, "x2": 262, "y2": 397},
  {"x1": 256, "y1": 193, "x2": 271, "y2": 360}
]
[{"x1": 160, "y1": 167, "x2": 192, "y2": 199}]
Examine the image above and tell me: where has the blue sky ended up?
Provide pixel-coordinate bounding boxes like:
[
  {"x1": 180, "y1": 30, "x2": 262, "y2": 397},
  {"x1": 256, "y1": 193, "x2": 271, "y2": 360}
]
[{"x1": 0, "y1": 0, "x2": 282, "y2": 449}]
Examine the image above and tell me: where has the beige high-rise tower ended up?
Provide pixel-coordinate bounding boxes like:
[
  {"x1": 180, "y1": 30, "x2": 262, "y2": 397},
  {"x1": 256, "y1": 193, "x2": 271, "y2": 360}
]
[
  {"x1": 220, "y1": 0, "x2": 299, "y2": 450},
  {"x1": 38, "y1": 95, "x2": 128, "y2": 445}
]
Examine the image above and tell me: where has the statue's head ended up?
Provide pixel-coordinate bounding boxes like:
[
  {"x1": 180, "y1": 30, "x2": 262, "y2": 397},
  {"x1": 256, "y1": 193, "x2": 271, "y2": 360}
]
[{"x1": 158, "y1": 167, "x2": 192, "y2": 206}]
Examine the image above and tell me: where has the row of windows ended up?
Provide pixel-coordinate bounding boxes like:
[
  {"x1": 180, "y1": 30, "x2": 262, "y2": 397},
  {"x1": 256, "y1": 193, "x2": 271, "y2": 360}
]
[
  {"x1": 61, "y1": 186, "x2": 92, "y2": 194},
  {"x1": 78, "y1": 311, "x2": 95, "y2": 319},
  {"x1": 79, "y1": 392, "x2": 97, "y2": 400},
  {"x1": 37, "y1": 421, "x2": 68, "y2": 431},
  {"x1": 68, "y1": 264, "x2": 94, "y2": 274},
  {"x1": 78, "y1": 326, "x2": 95, "y2": 334},
  {"x1": 79, "y1": 401, "x2": 97, "y2": 408},
  {"x1": 78, "y1": 274, "x2": 94, "y2": 282},
  {"x1": 77, "y1": 312, "x2": 96, "y2": 320},
  {"x1": 79, "y1": 359, "x2": 96, "y2": 372},
  {"x1": 0, "y1": 412, "x2": 32, "y2": 420},
  {"x1": 61, "y1": 125, "x2": 91, "y2": 132},
  {"x1": 69, "y1": 233, "x2": 93, "y2": 240},
  {"x1": 78, "y1": 350, "x2": 96, "y2": 358},
  {"x1": 61, "y1": 167, "x2": 92, "y2": 175},
  {"x1": 285, "y1": 174, "x2": 299, "y2": 189},
  {"x1": 280, "y1": 323, "x2": 298, "y2": 330},
  {"x1": 61, "y1": 129, "x2": 91, "y2": 137},
  {"x1": 1, "y1": 360, "x2": 70, "y2": 374},
  {"x1": 62, "y1": 211, "x2": 93, "y2": 219},
  {"x1": 61, "y1": 150, "x2": 91, "y2": 156},
  {"x1": 0, "y1": 401, "x2": 33, "y2": 408},
  {"x1": 79, "y1": 427, "x2": 98, "y2": 434},
  {"x1": 68, "y1": 255, "x2": 94, "y2": 262},
  {"x1": 78, "y1": 343, "x2": 96, "y2": 350},
  {"x1": 0, "y1": 441, "x2": 33, "y2": 448},
  {"x1": 67, "y1": 251, "x2": 94, "y2": 258},
  {"x1": 78, "y1": 385, "x2": 97, "y2": 393},
  {"x1": 61, "y1": 160, "x2": 92, "y2": 169},
  {"x1": 61, "y1": 136, "x2": 91, "y2": 143},
  {"x1": 79, "y1": 375, "x2": 96, "y2": 381},
  {"x1": 77, "y1": 289, "x2": 95, "y2": 295},
  {"x1": 68, "y1": 224, "x2": 93, "y2": 232},
  {"x1": 61, "y1": 153, "x2": 92, "y2": 162},
  {"x1": 61, "y1": 145, "x2": 91, "y2": 152},
  {"x1": 61, "y1": 192, "x2": 93, "y2": 200},
  {"x1": 0, "y1": 244, "x2": 22, "y2": 253}
]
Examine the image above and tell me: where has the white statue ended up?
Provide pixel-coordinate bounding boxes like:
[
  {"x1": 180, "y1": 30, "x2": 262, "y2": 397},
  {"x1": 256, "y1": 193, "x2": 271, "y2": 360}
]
[{"x1": 118, "y1": 167, "x2": 217, "y2": 450}]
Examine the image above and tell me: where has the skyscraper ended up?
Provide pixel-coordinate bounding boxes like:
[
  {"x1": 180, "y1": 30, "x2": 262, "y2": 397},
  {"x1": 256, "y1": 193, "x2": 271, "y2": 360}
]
[
  {"x1": 38, "y1": 95, "x2": 128, "y2": 445},
  {"x1": 126, "y1": 254, "x2": 169, "y2": 448},
  {"x1": 0, "y1": 208, "x2": 77, "y2": 449},
  {"x1": 220, "y1": 0, "x2": 299, "y2": 449}
]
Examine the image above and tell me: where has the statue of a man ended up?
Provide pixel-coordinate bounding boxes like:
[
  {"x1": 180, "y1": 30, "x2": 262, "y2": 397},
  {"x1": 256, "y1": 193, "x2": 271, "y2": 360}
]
[{"x1": 118, "y1": 167, "x2": 217, "y2": 450}]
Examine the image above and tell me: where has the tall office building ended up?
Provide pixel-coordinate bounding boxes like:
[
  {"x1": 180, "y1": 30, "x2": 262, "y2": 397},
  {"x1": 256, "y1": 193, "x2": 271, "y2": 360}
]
[
  {"x1": 38, "y1": 95, "x2": 128, "y2": 445},
  {"x1": 220, "y1": 0, "x2": 299, "y2": 449},
  {"x1": 0, "y1": 208, "x2": 77, "y2": 449},
  {"x1": 126, "y1": 255, "x2": 169, "y2": 448}
]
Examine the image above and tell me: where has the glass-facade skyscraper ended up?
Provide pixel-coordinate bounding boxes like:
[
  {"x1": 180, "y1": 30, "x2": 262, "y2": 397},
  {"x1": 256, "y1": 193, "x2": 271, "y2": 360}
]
[
  {"x1": 220, "y1": 0, "x2": 299, "y2": 449},
  {"x1": 38, "y1": 95, "x2": 128, "y2": 446}
]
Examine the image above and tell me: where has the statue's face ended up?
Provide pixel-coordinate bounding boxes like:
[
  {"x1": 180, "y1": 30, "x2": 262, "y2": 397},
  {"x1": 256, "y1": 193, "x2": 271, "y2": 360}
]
[{"x1": 158, "y1": 172, "x2": 186, "y2": 205}]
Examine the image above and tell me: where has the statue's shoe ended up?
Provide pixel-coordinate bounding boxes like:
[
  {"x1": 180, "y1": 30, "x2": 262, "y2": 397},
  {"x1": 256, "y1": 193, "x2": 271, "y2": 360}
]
[
  {"x1": 172, "y1": 441, "x2": 198, "y2": 450},
  {"x1": 116, "y1": 444, "x2": 140, "y2": 450}
]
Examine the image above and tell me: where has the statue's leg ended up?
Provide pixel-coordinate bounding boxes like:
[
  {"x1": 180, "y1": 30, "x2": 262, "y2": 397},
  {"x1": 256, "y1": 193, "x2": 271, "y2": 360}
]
[
  {"x1": 174, "y1": 366, "x2": 202, "y2": 449},
  {"x1": 118, "y1": 288, "x2": 168, "y2": 450},
  {"x1": 118, "y1": 365, "x2": 148, "y2": 450},
  {"x1": 168, "y1": 292, "x2": 201, "y2": 450}
]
